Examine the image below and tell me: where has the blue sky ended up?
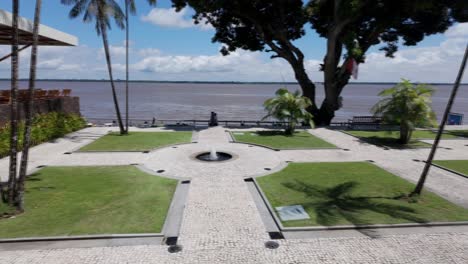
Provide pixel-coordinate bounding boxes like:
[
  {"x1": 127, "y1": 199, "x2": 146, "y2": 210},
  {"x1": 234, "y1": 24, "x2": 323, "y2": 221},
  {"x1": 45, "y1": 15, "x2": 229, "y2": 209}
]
[{"x1": 0, "y1": 0, "x2": 466, "y2": 82}]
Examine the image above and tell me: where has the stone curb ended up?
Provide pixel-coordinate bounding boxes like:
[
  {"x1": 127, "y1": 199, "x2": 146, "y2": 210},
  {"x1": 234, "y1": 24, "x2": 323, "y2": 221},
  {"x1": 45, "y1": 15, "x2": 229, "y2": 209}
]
[
  {"x1": 0, "y1": 233, "x2": 163, "y2": 243},
  {"x1": 282, "y1": 221, "x2": 468, "y2": 232}
]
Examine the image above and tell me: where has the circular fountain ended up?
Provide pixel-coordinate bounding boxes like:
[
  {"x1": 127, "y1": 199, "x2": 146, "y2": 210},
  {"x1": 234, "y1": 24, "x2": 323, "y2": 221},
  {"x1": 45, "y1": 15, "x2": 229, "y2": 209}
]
[{"x1": 194, "y1": 148, "x2": 233, "y2": 162}]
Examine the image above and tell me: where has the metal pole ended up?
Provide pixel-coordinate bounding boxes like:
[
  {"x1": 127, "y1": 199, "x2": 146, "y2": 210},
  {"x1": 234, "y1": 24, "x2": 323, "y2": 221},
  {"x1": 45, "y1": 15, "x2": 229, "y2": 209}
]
[{"x1": 411, "y1": 43, "x2": 468, "y2": 196}]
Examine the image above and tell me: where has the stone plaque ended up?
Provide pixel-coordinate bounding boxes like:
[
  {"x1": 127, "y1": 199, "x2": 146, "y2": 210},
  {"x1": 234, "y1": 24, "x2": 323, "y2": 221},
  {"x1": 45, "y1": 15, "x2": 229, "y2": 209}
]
[{"x1": 275, "y1": 205, "x2": 310, "y2": 221}]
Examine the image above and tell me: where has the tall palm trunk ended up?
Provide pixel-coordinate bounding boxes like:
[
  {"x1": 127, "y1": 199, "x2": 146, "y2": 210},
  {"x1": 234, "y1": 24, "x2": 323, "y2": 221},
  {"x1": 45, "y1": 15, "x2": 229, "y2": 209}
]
[
  {"x1": 15, "y1": 0, "x2": 42, "y2": 212},
  {"x1": 7, "y1": 0, "x2": 20, "y2": 206},
  {"x1": 100, "y1": 22, "x2": 125, "y2": 134},
  {"x1": 411, "y1": 44, "x2": 468, "y2": 196},
  {"x1": 125, "y1": 1, "x2": 130, "y2": 134}
]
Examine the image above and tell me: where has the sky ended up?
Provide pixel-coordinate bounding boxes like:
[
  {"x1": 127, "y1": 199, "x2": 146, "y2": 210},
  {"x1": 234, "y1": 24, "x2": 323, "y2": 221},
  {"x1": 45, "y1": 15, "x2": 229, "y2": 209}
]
[{"x1": 0, "y1": 0, "x2": 467, "y2": 83}]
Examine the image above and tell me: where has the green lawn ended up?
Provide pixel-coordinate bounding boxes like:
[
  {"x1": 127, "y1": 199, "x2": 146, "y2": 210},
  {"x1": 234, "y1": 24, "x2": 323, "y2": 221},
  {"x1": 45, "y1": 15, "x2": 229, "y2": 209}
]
[
  {"x1": 257, "y1": 162, "x2": 468, "y2": 227},
  {"x1": 445, "y1": 130, "x2": 468, "y2": 138},
  {"x1": 0, "y1": 166, "x2": 178, "y2": 238},
  {"x1": 344, "y1": 130, "x2": 459, "y2": 148},
  {"x1": 80, "y1": 131, "x2": 192, "y2": 151},
  {"x1": 231, "y1": 130, "x2": 336, "y2": 149},
  {"x1": 433, "y1": 160, "x2": 468, "y2": 176}
]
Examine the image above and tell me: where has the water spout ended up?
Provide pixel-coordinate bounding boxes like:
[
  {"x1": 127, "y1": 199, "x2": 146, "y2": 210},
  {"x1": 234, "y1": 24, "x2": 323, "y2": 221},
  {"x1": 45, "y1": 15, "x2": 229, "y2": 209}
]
[{"x1": 210, "y1": 147, "x2": 218, "y2": 160}]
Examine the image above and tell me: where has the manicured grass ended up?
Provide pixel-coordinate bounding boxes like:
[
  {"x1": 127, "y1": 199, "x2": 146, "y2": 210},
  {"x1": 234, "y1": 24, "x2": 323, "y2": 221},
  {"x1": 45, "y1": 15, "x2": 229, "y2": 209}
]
[
  {"x1": 344, "y1": 130, "x2": 459, "y2": 148},
  {"x1": 80, "y1": 131, "x2": 192, "y2": 151},
  {"x1": 257, "y1": 162, "x2": 468, "y2": 227},
  {"x1": 433, "y1": 160, "x2": 468, "y2": 176},
  {"x1": 445, "y1": 130, "x2": 468, "y2": 138},
  {"x1": 231, "y1": 130, "x2": 336, "y2": 149},
  {"x1": 0, "y1": 166, "x2": 178, "y2": 238}
]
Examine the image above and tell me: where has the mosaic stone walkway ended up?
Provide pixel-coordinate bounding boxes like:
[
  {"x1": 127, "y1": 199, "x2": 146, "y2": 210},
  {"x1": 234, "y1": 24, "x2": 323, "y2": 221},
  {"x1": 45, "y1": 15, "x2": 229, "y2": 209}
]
[{"x1": 1, "y1": 126, "x2": 468, "y2": 263}]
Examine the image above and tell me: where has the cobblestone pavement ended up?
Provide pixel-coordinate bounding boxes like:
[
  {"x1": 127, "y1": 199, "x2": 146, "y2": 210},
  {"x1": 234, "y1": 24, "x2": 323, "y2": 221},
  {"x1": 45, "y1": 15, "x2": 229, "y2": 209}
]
[
  {"x1": 1, "y1": 126, "x2": 468, "y2": 263},
  {"x1": 1, "y1": 233, "x2": 468, "y2": 263}
]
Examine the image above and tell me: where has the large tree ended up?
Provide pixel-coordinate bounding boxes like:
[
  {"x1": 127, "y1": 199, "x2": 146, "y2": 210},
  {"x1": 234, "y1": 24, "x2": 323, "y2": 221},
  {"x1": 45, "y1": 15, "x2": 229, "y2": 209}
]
[
  {"x1": 172, "y1": 0, "x2": 468, "y2": 125},
  {"x1": 308, "y1": 0, "x2": 468, "y2": 124},
  {"x1": 171, "y1": 0, "x2": 319, "y2": 118},
  {"x1": 62, "y1": 0, "x2": 126, "y2": 134}
]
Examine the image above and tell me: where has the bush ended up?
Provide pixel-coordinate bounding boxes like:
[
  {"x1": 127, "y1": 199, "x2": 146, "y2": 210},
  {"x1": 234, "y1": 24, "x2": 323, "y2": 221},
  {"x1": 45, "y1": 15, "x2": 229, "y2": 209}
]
[{"x1": 0, "y1": 113, "x2": 86, "y2": 158}]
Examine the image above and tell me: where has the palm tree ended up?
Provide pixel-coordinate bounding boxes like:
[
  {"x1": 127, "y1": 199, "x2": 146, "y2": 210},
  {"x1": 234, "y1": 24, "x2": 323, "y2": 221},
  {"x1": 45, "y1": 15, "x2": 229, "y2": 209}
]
[
  {"x1": 61, "y1": 0, "x2": 126, "y2": 134},
  {"x1": 124, "y1": 0, "x2": 157, "y2": 133},
  {"x1": 262, "y1": 88, "x2": 314, "y2": 135},
  {"x1": 15, "y1": 0, "x2": 42, "y2": 212},
  {"x1": 7, "y1": 0, "x2": 20, "y2": 206},
  {"x1": 372, "y1": 80, "x2": 437, "y2": 144},
  {"x1": 411, "y1": 44, "x2": 468, "y2": 196}
]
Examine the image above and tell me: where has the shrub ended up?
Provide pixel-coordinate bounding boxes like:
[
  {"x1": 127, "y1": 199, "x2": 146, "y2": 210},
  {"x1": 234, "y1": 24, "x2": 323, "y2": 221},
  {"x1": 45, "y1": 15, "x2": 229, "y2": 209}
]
[{"x1": 0, "y1": 113, "x2": 86, "y2": 158}]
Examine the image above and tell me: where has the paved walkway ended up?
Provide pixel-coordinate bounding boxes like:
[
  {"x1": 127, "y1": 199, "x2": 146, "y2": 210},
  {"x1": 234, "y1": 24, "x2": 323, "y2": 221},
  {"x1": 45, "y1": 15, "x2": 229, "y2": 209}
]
[{"x1": 1, "y1": 126, "x2": 468, "y2": 263}]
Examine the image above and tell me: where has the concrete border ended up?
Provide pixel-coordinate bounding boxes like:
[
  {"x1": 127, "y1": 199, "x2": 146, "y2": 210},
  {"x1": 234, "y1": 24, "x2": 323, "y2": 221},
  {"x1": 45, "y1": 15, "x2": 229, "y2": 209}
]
[
  {"x1": 227, "y1": 131, "x2": 339, "y2": 151},
  {"x1": 161, "y1": 180, "x2": 191, "y2": 245}
]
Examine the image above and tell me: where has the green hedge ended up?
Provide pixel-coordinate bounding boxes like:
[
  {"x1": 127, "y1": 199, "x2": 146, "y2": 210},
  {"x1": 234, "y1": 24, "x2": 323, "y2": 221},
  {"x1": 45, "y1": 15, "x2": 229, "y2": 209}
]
[{"x1": 0, "y1": 113, "x2": 86, "y2": 158}]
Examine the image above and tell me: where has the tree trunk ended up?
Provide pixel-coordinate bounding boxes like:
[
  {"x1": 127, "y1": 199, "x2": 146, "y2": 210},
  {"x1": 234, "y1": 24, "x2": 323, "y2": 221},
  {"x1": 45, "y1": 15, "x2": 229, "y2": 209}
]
[
  {"x1": 101, "y1": 23, "x2": 125, "y2": 135},
  {"x1": 7, "y1": 0, "x2": 20, "y2": 206},
  {"x1": 125, "y1": 2, "x2": 130, "y2": 134},
  {"x1": 318, "y1": 71, "x2": 351, "y2": 126},
  {"x1": 15, "y1": 0, "x2": 42, "y2": 212},
  {"x1": 289, "y1": 60, "x2": 318, "y2": 120},
  {"x1": 411, "y1": 44, "x2": 468, "y2": 196},
  {"x1": 399, "y1": 123, "x2": 411, "y2": 144}
]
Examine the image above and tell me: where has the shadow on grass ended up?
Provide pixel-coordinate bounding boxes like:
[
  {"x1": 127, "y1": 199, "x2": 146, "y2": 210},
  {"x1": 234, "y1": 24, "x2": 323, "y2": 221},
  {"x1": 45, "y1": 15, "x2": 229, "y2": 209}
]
[
  {"x1": 357, "y1": 136, "x2": 428, "y2": 149},
  {"x1": 255, "y1": 131, "x2": 297, "y2": 137},
  {"x1": 282, "y1": 180, "x2": 428, "y2": 237}
]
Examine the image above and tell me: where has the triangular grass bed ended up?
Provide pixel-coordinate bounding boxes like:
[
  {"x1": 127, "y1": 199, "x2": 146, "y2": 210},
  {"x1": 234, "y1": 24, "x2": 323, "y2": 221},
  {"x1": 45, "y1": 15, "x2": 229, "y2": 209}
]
[
  {"x1": 80, "y1": 131, "x2": 193, "y2": 152},
  {"x1": 232, "y1": 130, "x2": 336, "y2": 149},
  {"x1": 0, "y1": 166, "x2": 177, "y2": 238}
]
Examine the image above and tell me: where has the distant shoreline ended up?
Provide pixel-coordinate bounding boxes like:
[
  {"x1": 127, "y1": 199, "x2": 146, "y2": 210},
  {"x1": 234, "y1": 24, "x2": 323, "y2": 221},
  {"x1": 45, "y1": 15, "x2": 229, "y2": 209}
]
[{"x1": 0, "y1": 79, "x2": 465, "y2": 86}]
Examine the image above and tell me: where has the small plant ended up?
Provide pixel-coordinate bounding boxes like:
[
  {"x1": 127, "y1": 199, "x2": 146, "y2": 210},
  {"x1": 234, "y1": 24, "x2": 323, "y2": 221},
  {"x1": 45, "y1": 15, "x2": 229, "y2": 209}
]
[
  {"x1": 372, "y1": 79, "x2": 437, "y2": 144},
  {"x1": 263, "y1": 88, "x2": 314, "y2": 135}
]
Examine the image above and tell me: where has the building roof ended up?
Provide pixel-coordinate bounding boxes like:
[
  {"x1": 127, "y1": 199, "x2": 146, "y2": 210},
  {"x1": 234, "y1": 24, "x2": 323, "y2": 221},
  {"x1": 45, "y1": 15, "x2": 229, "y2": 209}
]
[{"x1": 0, "y1": 9, "x2": 78, "y2": 46}]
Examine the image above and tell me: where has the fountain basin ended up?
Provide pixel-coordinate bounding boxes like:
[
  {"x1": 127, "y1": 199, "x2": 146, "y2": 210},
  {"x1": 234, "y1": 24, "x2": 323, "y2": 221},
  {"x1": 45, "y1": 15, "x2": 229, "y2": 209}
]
[{"x1": 195, "y1": 151, "x2": 233, "y2": 162}]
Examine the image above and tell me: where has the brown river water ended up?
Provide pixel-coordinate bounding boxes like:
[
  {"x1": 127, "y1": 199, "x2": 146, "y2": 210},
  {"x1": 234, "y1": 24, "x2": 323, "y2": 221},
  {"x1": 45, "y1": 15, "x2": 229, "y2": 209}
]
[{"x1": 1, "y1": 81, "x2": 467, "y2": 123}]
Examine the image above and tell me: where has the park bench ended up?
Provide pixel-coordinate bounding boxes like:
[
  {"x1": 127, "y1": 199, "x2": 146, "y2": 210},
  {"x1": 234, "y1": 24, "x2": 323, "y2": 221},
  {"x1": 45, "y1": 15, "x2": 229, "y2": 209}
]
[{"x1": 348, "y1": 116, "x2": 382, "y2": 129}]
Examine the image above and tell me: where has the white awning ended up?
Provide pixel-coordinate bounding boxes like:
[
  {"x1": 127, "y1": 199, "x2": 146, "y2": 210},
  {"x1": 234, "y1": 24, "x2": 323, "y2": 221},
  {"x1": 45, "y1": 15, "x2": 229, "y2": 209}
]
[{"x1": 0, "y1": 9, "x2": 78, "y2": 46}]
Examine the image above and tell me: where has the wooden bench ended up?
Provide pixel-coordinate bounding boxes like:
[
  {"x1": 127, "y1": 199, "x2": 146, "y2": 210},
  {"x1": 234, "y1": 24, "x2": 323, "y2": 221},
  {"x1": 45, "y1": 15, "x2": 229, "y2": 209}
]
[{"x1": 348, "y1": 116, "x2": 382, "y2": 129}]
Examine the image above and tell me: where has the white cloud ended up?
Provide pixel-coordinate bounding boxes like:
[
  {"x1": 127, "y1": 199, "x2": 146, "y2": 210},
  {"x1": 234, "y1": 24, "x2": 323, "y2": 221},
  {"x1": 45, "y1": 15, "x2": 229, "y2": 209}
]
[
  {"x1": 138, "y1": 48, "x2": 161, "y2": 57},
  {"x1": 359, "y1": 34, "x2": 468, "y2": 83},
  {"x1": 141, "y1": 8, "x2": 212, "y2": 30},
  {"x1": 445, "y1": 22, "x2": 468, "y2": 38},
  {"x1": 0, "y1": 24, "x2": 466, "y2": 83}
]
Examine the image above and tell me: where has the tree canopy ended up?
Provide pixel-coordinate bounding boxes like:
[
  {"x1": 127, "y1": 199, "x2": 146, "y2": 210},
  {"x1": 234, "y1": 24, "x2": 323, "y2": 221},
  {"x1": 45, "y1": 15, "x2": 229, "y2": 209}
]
[{"x1": 172, "y1": 0, "x2": 468, "y2": 124}]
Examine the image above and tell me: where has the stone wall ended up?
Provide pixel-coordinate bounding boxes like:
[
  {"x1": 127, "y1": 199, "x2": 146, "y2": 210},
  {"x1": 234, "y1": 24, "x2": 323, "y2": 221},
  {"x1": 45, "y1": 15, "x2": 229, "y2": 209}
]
[{"x1": 0, "y1": 96, "x2": 80, "y2": 126}]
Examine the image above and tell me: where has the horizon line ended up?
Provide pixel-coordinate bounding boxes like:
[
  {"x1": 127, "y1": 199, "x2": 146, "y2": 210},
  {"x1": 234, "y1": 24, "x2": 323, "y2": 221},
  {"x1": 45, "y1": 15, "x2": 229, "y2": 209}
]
[{"x1": 0, "y1": 79, "x2": 465, "y2": 85}]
